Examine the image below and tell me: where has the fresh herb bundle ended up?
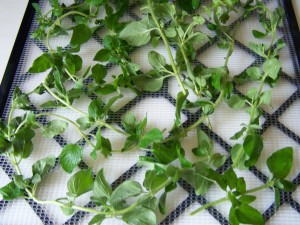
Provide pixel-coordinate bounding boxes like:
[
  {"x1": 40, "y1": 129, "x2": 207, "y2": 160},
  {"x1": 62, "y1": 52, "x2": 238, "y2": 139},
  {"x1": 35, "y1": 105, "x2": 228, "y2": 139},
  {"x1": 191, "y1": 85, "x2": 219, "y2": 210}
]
[{"x1": 0, "y1": 0, "x2": 296, "y2": 224}]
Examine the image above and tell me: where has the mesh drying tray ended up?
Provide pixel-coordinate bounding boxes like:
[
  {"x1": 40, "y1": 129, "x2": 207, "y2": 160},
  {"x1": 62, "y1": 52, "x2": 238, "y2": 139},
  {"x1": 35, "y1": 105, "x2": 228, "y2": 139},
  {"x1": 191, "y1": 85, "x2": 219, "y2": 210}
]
[{"x1": 1, "y1": 0, "x2": 300, "y2": 224}]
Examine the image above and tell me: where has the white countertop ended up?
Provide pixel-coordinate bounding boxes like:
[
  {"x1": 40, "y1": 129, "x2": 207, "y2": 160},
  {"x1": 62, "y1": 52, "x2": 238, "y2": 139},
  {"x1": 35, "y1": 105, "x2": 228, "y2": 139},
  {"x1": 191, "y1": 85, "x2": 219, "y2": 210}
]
[{"x1": 0, "y1": 0, "x2": 29, "y2": 83}]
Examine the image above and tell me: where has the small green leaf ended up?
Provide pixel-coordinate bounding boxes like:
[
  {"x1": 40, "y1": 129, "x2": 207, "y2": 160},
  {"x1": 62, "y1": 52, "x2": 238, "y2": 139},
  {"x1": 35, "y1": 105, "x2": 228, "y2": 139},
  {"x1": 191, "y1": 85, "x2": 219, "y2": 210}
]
[
  {"x1": 148, "y1": 51, "x2": 167, "y2": 71},
  {"x1": 28, "y1": 53, "x2": 53, "y2": 73},
  {"x1": 122, "y1": 206, "x2": 156, "y2": 225},
  {"x1": 32, "y1": 156, "x2": 56, "y2": 178},
  {"x1": 158, "y1": 192, "x2": 167, "y2": 215},
  {"x1": 235, "y1": 204, "x2": 264, "y2": 225},
  {"x1": 194, "y1": 162, "x2": 213, "y2": 195},
  {"x1": 138, "y1": 128, "x2": 163, "y2": 148},
  {"x1": 243, "y1": 134, "x2": 263, "y2": 167},
  {"x1": 267, "y1": 147, "x2": 293, "y2": 179},
  {"x1": 175, "y1": 91, "x2": 188, "y2": 126},
  {"x1": 85, "y1": 0, "x2": 104, "y2": 6},
  {"x1": 91, "y1": 129, "x2": 112, "y2": 159},
  {"x1": 13, "y1": 175, "x2": 30, "y2": 189},
  {"x1": 133, "y1": 75, "x2": 164, "y2": 92},
  {"x1": 119, "y1": 21, "x2": 153, "y2": 46},
  {"x1": 13, "y1": 127, "x2": 35, "y2": 158},
  {"x1": 76, "y1": 117, "x2": 92, "y2": 130},
  {"x1": 245, "y1": 66, "x2": 261, "y2": 81},
  {"x1": 176, "y1": 143, "x2": 192, "y2": 169},
  {"x1": 94, "y1": 49, "x2": 111, "y2": 62},
  {"x1": 275, "y1": 188, "x2": 280, "y2": 209},
  {"x1": 93, "y1": 169, "x2": 112, "y2": 199},
  {"x1": 238, "y1": 195, "x2": 256, "y2": 204},
  {"x1": 59, "y1": 144, "x2": 83, "y2": 173},
  {"x1": 94, "y1": 84, "x2": 117, "y2": 95},
  {"x1": 260, "y1": 90, "x2": 272, "y2": 105},
  {"x1": 70, "y1": 24, "x2": 93, "y2": 47},
  {"x1": 110, "y1": 181, "x2": 143, "y2": 205},
  {"x1": 275, "y1": 179, "x2": 296, "y2": 191},
  {"x1": 67, "y1": 169, "x2": 94, "y2": 197},
  {"x1": 88, "y1": 214, "x2": 106, "y2": 225},
  {"x1": 0, "y1": 182, "x2": 24, "y2": 200},
  {"x1": 42, "y1": 120, "x2": 68, "y2": 138},
  {"x1": 229, "y1": 208, "x2": 239, "y2": 225},
  {"x1": 13, "y1": 87, "x2": 31, "y2": 110},
  {"x1": 92, "y1": 64, "x2": 107, "y2": 84},
  {"x1": 226, "y1": 94, "x2": 246, "y2": 109},
  {"x1": 88, "y1": 99, "x2": 104, "y2": 120},
  {"x1": 263, "y1": 58, "x2": 281, "y2": 80},
  {"x1": 252, "y1": 30, "x2": 267, "y2": 39}
]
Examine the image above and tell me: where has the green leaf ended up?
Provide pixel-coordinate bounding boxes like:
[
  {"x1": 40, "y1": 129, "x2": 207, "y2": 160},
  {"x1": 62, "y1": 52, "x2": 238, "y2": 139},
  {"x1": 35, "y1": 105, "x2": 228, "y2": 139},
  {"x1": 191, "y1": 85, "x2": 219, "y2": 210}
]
[
  {"x1": 194, "y1": 162, "x2": 213, "y2": 195},
  {"x1": 93, "y1": 169, "x2": 112, "y2": 199},
  {"x1": 211, "y1": 153, "x2": 226, "y2": 168},
  {"x1": 223, "y1": 167, "x2": 238, "y2": 190},
  {"x1": 252, "y1": 30, "x2": 267, "y2": 39},
  {"x1": 94, "y1": 84, "x2": 117, "y2": 95},
  {"x1": 90, "y1": 129, "x2": 112, "y2": 159},
  {"x1": 227, "y1": 94, "x2": 246, "y2": 109},
  {"x1": 13, "y1": 175, "x2": 30, "y2": 189},
  {"x1": 248, "y1": 42, "x2": 267, "y2": 58},
  {"x1": 42, "y1": 120, "x2": 68, "y2": 138},
  {"x1": 94, "y1": 49, "x2": 111, "y2": 62},
  {"x1": 138, "y1": 128, "x2": 163, "y2": 148},
  {"x1": 152, "y1": 142, "x2": 178, "y2": 164},
  {"x1": 67, "y1": 169, "x2": 94, "y2": 197},
  {"x1": 143, "y1": 169, "x2": 168, "y2": 192},
  {"x1": 243, "y1": 134, "x2": 263, "y2": 167},
  {"x1": 0, "y1": 181, "x2": 24, "y2": 200},
  {"x1": 236, "y1": 204, "x2": 264, "y2": 225},
  {"x1": 88, "y1": 214, "x2": 106, "y2": 225},
  {"x1": 32, "y1": 156, "x2": 56, "y2": 177},
  {"x1": 70, "y1": 24, "x2": 93, "y2": 47},
  {"x1": 88, "y1": 99, "x2": 104, "y2": 120},
  {"x1": 263, "y1": 58, "x2": 281, "y2": 80},
  {"x1": 260, "y1": 90, "x2": 272, "y2": 105},
  {"x1": 13, "y1": 127, "x2": 35, "y2": 158},
  {"x1": 238, "y1": 195, "x2": 256, "y2": 204},
  {"x1": 110, "y1": 181, "x2": 143, "y2": 205},
  {"x1": 76, "y1": 117, "x2": 92, "y2": 130},
  {"x1": 154, "y1": 3, "x2": 176, "y2": 21},
  {"x1": 192, "y1": 129, "x2": 212, "y2": 157},
  {"x1": 175, "y1": 91, "x2": 188, "y2": 126},
  {"x1": 229, "y1": 208, "x2": 239, "y2": 225},
  {"x1": 275, "y1": 179, "x2": 296, "y2": 192},
  {"x1": 133, "y1": 75, "x2": 164, "y2": 92},
  {"x1": 13, "y1": 87, "x2": 31, "y2": 110},
  {"x1": 28, "y1": 53, "x2": 53, "y2": 73},
  {"x1": 148, "y1": 51, "x2": 167, "y2": 71},
  {"x1": 275, "y1": 188, "x2": 280, "y2": 209},
  {"x1": 178, "y1": 0, "x2": 201, "y2": 11},
  {"x1": 176, "y1": 143, "x2": 192, "y2": 169},
  {"x1": 119, "y1": 21, "x2": 153, "y2": 46},
  {"x1": 60, "y1": 205, "x2": 74, "y2": 216},
  {"x1": 245, "y1": 66, "x2": 261, "y2": 81},
  {"x1": 0, "y1": 136, "x2": 11, "y2": 154},
  {"x1": 92, "y1": 64, "x2": 107, "y2": 84},
  {"x1": 158, "y1": 192, "x2": 167, "y2": 215},
  {"x1": 267, "y1": 147, "x2": 293, "y2": 179},
  {"x1": 122, "y1": 206, "x2": 156, "y2": 225},
  {"x1": 59, "y1": 144, "x2": 83, "y2": 173}
]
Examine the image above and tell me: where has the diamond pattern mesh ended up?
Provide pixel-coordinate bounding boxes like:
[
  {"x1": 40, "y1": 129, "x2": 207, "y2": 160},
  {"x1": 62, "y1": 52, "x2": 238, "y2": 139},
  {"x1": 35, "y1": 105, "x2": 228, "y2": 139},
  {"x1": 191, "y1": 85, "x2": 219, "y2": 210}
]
[{"x1": 0, "y1": 0, "x2": 300, "y2": 224}]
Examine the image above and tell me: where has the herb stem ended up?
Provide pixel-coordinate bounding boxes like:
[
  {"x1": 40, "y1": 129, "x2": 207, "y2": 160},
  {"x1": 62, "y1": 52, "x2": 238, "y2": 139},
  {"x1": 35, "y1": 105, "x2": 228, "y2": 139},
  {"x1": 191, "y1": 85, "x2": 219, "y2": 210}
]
[
  {"x1": 190, "y1": 197, "x2": 228, "y2": 216},
  {"x1": 147, "y1": 0, "x2": 187, "y2": 96},
  {"x1": 7, "y1": 103, "x2": 15, "y2": 141},
  {"x1": 186, "y1": 89, "x2": 225, "y2": 132},
  {"x1": 101, "y1": 123, "x2": 130, "y2": 137},
  {"x1": 243, "y1": 180, "x2": 274, "y2": 195},
  {"x1": 36, "y1": 112, "x2": 95, "y2": 148},
  {"x1": 43, "y1": 83, "x2": 87, "y2": 116}
]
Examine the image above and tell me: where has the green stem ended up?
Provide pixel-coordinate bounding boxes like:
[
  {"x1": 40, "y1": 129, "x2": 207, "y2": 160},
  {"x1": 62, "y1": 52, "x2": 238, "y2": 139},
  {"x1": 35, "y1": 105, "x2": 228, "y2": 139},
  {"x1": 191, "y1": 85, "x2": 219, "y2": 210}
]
[
  {"x1": 147, "y1": 0, "x2": 187, "y2": 96},
  {"x1": 46, "y1": 11, "x2": 89, "y2": 53},
  {"x1": 191, "y1": 180, "x2": 274, "y2": 216},
  {"x1": 190, "y1": 197, "x2": 228, "y2": 216},
  {"x1": 7, "y1": 103, "x2": 15, "y2": 140},
  {"x1": 186, "y1": 89, "x2": 225, "y2": 132},
  {"x1": 43, "y1": 83, "x2": 87, "y2": 116},
  {"x1": 179, "y1": 44, "x2": 195, "y2": 81},
  {"x1": 36, "y1": 112, "x2": 95, "y2": 148},
  {"x1": 243, "y1": 180, "x2": 274, "y2": 195},
  {"x1": 101, "y1": 123, "x2": 130, "y2": 137}
]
